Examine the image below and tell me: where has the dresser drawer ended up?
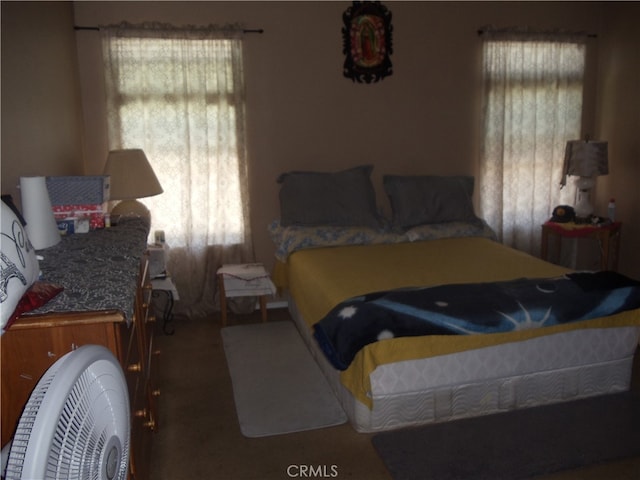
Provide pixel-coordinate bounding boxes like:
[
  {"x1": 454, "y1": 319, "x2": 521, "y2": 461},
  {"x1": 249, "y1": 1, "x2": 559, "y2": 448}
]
[{"x1": 1, "y1": 312, "x2": 127, "y2": 445}]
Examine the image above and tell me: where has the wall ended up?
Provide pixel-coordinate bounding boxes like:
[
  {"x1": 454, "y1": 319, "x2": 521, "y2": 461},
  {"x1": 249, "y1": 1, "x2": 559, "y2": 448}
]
[
  {"x1": 73, "y1": 1, "x2": 608, "y2": 271},
  {"x1": 4, "y1": 1, "x2": 635, "y2": 281},
  {"x1": 596, "y1": 3, "x2": 640, "y2": 278},
  {"x1": 1, "y1": 1, "x2": 84, "y2": 207}
]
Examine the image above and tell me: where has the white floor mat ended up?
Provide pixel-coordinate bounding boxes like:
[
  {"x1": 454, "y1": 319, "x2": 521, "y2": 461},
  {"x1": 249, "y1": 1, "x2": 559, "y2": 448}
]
[{"x1": 221, "y1": 321, "x2": 347, "y2": 437}]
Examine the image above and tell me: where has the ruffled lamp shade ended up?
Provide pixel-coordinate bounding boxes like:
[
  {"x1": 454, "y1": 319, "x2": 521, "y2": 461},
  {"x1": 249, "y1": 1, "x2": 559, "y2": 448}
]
[{"x1": 561, "y1": 140, "x2": 609, "y2": 219}]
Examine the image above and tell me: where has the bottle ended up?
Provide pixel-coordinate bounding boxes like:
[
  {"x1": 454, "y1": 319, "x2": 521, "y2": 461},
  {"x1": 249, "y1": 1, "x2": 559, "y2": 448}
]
[{"x1": 607, "y1": 198, "x2": 616, "y2": 222}]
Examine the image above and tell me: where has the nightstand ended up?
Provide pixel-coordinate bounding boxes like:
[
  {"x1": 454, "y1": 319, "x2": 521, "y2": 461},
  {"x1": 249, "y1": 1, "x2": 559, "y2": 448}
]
[
  {"x1": 541, "y1": 221, "x2": 621, "y2": 271},
  {"x1": 217, "y1": 263, "x2": 276, "y2": 326}
]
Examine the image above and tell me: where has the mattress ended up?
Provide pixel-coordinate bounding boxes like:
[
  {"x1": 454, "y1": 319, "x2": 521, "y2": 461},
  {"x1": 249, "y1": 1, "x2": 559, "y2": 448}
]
[{"x1": 282, "y1": 237, "x2": 640, "y2": 432}]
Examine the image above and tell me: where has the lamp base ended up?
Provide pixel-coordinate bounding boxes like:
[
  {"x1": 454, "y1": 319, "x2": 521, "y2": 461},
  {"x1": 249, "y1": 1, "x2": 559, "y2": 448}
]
[
  {"x1": 111, "y1": 199, "x2": 150, "y2": 220},
  {"x1": 574, "y1": 176, "x2": 595, "y2": 219}
]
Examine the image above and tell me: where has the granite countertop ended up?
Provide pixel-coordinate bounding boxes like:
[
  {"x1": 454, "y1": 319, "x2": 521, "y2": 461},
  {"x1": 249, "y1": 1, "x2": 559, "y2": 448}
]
[{"x1": 29, "y1": 217, "x2": 150, "y2": 323}]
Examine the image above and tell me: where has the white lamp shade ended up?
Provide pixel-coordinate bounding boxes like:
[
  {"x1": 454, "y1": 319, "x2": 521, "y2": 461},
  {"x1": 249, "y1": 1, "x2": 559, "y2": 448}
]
[
  {"x1": 103, "y1": 149, "x2": 163, "y2": 200},
  {"x1": 19, "y1": 176, "x2": 61, "y2": 250}
]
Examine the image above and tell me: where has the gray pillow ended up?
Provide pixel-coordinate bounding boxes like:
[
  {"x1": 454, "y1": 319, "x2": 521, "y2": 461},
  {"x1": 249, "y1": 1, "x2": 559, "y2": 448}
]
[
  {"x1": 383, "y1": 175, "x2": 477, "y2": 229},
  {"x1": 277, "y1": 165, "x2": 380, "y2": 228}
]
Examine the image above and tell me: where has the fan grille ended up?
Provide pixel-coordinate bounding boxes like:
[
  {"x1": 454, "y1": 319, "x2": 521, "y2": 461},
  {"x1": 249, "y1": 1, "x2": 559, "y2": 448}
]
[
  {"x1": 5, "y1": 346, "x2": 130, "y2": 480},
  {"x1": 5, "y1": 361, "x2": 59, "y2": 478}
]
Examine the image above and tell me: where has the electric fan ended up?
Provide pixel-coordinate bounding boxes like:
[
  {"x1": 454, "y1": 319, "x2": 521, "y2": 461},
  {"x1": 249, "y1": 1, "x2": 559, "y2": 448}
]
[{"x1": 3, "y1": 344, "x2": 130, "y2": 480}]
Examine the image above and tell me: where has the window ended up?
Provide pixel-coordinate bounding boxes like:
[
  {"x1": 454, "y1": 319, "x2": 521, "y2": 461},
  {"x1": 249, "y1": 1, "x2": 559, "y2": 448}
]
[
  {"x1": 103, "y1": 29, "x2": 251, "y2": 250},
  {"x1": 102, "y1": 25, "x2": 253, "y2": 316},
  {"x1": 479, "y1": 33, "x2": 587, "y2": 255}
]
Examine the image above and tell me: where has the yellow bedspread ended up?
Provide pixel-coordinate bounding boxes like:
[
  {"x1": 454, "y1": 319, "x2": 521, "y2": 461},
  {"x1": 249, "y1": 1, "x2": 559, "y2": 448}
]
[{"x1": 283, "y1": 237, "x2": 640, "y2": 408}]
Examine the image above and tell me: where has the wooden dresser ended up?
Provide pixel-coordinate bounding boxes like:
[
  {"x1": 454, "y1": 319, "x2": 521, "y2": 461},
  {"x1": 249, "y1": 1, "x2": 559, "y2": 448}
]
[{"x1": 1, "y1": 218, "x2": 159, "y2": 480}]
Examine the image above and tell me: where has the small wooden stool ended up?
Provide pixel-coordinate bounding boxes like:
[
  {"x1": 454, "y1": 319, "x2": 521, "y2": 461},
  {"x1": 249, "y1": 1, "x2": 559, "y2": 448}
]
[{"x1": 217, "y1": 264, "x2": 276, "y2": 327}]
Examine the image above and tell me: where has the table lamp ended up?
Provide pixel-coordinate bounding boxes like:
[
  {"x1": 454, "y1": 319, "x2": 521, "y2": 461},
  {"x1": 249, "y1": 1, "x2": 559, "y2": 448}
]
[
  {"x1": 103, "y1": 149, "x2": 163, "y2": 219},
  {"x1": 561, "y1": 139, "x2": 608, "y2": 219}
]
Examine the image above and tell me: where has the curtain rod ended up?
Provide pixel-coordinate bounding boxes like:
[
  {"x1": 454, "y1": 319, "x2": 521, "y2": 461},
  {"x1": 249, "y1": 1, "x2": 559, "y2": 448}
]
[
  {"x1": 477, "y1": 27, "x2": 596, "y2": 38},
  {"x1": 74, "y1": 25, "x2": 264, "y2": 34}
]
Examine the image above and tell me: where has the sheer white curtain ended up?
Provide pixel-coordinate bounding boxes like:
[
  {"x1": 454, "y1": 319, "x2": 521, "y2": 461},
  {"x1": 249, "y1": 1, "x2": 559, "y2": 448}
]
[
  {"x1": 479, "y1": 31, "x2": 586, "y2": 256},
  {"x1": 102, "y1": 23, "x2": 254, "y2": 317}
]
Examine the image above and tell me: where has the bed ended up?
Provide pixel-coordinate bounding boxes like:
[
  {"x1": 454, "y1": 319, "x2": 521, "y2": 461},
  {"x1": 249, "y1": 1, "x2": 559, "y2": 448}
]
[{"x1": 271, "y1": 166, "x2": 640, "y2": 432}]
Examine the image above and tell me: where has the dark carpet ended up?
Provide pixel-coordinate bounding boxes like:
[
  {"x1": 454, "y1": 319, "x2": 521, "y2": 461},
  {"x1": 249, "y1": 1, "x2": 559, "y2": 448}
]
[{"x1": 372, "y1": 392, "x2": 640, "y2": 480}]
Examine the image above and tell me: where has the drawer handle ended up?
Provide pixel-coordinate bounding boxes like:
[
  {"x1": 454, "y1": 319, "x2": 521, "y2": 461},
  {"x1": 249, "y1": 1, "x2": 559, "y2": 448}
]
[
  {"x1": 136, "y1": 409, "x2": 156, "y2": 430},
  {"x1": 128, "y1": 362, "x2": 142, "y2": 372},
  {"x1": 152, "y1": 389, "x2": 161, "y2": 397},
  {"x1": 143, "y1": 417, "x2": 156, "y2": 430}
]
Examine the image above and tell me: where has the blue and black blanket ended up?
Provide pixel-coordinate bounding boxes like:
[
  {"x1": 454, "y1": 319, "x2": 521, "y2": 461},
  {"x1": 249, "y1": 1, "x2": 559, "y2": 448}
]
[{"x1": 313, "y1": 271, "x2": 640, "y2": 370}]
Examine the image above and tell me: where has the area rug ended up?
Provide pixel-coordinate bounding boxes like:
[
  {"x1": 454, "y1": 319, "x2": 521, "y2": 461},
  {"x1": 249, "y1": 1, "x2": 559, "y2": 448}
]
[
  {"x1": 372, "y1": 392, "x2": 640, "y2": 480},
  {"x1": 221, "y1": 321, "x2": 347, "y2": 437}
]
